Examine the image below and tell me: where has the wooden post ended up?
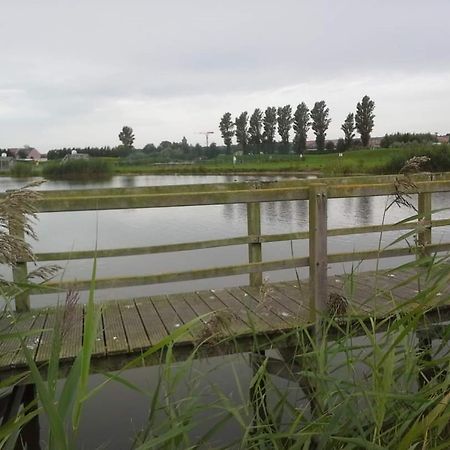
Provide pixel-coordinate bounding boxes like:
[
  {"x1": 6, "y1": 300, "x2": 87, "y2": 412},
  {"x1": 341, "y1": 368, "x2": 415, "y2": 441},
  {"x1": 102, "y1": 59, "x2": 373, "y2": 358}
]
[
  {"x1": 417, "y1": 191, "x2": 432, "y2": 256},
  {"x1": 247, "y1": 202, "x2": 263, "y2": 286},
  {"x1": 309, "y1": 184, "x2": 328, "y2": 322},
  {"x1": 9, "y1": 213, "x2": 30, "y2": 312}
]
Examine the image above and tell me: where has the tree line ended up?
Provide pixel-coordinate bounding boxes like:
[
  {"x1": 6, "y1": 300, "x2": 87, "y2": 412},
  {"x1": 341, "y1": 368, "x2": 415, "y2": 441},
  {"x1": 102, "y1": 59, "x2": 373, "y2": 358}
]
[{"x1": 219, "y1": 95, "x2": 375, "y2": 154}]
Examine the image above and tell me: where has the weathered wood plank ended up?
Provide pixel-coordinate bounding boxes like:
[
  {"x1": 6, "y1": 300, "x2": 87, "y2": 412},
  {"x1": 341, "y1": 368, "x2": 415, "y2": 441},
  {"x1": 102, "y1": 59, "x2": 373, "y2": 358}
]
[
  {"x1": 0, "y1": 313, "x2": 38, "y2": 368},
  {"x1": 92, "y1": 310, "x2": 106, "y2": 357},
  {"x1": 11, "y1": 312, "x2": 47, "y2": 367},
  {"x1": 150, "y1": 295, "x2": 193, "y2": 344},
  {"x1": 118, "y1": 300, "x2": 150, "y2": 352},
  {"x1": 243, "y1": 285, "x2": 304, "y2": 320},
  {"x1": 195, "y1": 289, "x2": 252, "y2": 335},
  {"x1": 60, "y1": 305, "x2": 84, "y2": 361},
  {"x1": 35, "y1": 310, "x2": 56, "y2": 364},
  {"x1": 134, "y1": 298, "x2": 169, "y2": 346},
  {"x1": 240, "y1": 285, "x2": 302, "y2": 327},
  {"x1": 102, "y1": 302, "x2": 128, "y2": 355},
  {"x1": 226, "y1": 287, "x2": 292, "y2": 331}
]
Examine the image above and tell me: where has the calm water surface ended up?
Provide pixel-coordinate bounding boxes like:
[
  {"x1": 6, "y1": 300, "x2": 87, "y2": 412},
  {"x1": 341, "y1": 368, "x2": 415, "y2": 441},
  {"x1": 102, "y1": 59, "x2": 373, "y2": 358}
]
[{"x1": 1, "y1": 175, "x2": 449, "y2": 449}]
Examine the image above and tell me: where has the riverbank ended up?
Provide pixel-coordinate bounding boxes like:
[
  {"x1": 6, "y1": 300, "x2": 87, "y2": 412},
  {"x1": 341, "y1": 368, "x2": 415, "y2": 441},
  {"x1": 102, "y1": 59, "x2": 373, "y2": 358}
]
[{"x1": 3, "y1": 144, "x2": 449, "y2": 179}]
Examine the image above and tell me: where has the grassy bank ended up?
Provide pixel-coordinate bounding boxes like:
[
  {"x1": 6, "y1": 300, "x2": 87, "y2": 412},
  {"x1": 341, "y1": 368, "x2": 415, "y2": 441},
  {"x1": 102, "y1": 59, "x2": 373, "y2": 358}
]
[
  {"x1": 42, "y1": 158, "x2": 113, "y2": 179},
  {"x1": 4, "y1": 145, "x2": 449, "y2": 180},
  {"x1": 114, "y1": 145, "x2": 450, "y2": 176}
]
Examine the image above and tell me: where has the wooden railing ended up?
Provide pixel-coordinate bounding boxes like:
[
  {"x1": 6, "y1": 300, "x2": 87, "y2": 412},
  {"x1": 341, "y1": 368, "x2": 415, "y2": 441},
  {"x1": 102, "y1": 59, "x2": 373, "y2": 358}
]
[{"x1": 5, "y1": 172, "x2": 450, "y2": 319}]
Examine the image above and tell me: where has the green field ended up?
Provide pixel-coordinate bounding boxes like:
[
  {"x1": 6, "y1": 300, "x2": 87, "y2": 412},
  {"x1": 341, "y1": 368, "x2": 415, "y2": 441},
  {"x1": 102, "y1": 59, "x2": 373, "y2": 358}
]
[
  {"x1": 4, "y1": 145, "x2": 449, "y2": 179},
  {"x1": 114, "y1": 146, "x2": 441, "y2": 176}
]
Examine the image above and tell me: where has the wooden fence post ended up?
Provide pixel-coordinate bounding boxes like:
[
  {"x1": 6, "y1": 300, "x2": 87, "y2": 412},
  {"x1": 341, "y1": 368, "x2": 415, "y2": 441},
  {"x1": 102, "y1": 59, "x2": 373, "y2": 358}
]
[
  {"x1": 309, "y1": 184, "x2": 328, "y2": 322},
  {"x1": 417, "y1": 191, "x2": 432, "y2": 256},
  {"x1": 9, "y1": 212, "x2": 30, "y2": 312},
  {"x1": 247, "y1": 202, "x2": 263, "y2": 286}
]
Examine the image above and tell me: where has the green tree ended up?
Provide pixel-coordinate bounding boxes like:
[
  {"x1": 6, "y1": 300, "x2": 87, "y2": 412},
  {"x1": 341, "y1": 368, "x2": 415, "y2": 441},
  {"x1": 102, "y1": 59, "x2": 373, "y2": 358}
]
[
  {"x1": 311, "y1": 101, "x2": 331, "y2": 151},
  {"x1": 181, "y1": 136, "x2": 189, "y2": 154},
  {"x1": 263, "y1": 106, "x2": 277, "y2": 153},
  {"x1": 248, "y1": 108, "x2": 263, "y2": 149},
  {"x1": 235, "y1": 112, "x2": 249, "y2": 153},
  {"x1": 118, "y1": 126, "x2": 135, "y2": 148},
  {"x1": 341, "y1": 113, "x2": 355, "y2": 149},
  {"x1": 219, "y1": 112, "x2": 235, "y2": 154},
  {"x1": 277, "y1": 105, "x2": 293, "y2": 149},
  {"x1": 355, "y1": 95, "x2": 375, "y2": 147},
  {"x1": 293, "y1": 102, "x2": 310, "y2": 154}
]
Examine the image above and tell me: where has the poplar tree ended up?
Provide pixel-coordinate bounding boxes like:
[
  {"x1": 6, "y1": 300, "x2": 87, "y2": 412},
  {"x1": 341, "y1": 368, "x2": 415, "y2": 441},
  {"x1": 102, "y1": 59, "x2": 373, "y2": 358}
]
[
  {"x1": 263, "y1": 107, "x2": 277, "y2": 152},
  {"x1": 355, "y1": 95, "x2": 375, "y2": 147},
  {"x1": 293, "y1": 102, "x2": 310, "y2": 154},
  {"x1": 235, "y1": 112, "x2": 248, "y2": 153},
  {"x1": 310, "y1": 101, "x2": 331, "y2": 151},
  {"x1": 277, "y1": 105, "x2": 293, "y2": 148},
  {"x1": 248, "y1": 108, "x2": 263, "y2": 148},
  {"x1": 341, "y1": 113, "x2": 355, "y2": 149},
  {"x1": 219, "y1": 112, "x2": 235, "y2": 153}
]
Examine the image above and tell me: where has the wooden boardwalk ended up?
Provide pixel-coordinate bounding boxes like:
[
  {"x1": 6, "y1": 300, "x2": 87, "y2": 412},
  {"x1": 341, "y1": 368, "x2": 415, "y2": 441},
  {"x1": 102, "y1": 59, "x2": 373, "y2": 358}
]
[{"x1": 1, "y1": 268, "x2": 449, "y2": 380}]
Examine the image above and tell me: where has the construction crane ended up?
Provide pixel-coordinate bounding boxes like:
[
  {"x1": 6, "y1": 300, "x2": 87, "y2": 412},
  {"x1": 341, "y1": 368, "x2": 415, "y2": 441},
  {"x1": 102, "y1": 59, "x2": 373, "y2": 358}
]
[{"x1": 197, "y1": 131, "x2": 214, "y2": 147}]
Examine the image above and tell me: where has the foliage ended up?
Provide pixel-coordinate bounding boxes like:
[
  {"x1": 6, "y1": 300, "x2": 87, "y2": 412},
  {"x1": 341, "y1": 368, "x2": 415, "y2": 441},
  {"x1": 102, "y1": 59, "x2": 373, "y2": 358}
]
[
  {"x1": 263, "y1": 107, "x2": 277, "y2": 149},
  {"x1": 341, "y1": 112, "x2": 355, "y2": 149},
  {"x1": 118, "y1": 125, "x2": 135, "y2": 148},
  {"x1": 380, "y1": 132, "x2": 438, "y2": 148},
  {"x1": 42, "y1": 158, "x2": 113, "y2": 179},
  {"x1": 248, "y1": 108, "x2": 263, "y2": 148},
  {"x1": 219, "y1": 112, "x2": 235, "y2": 153},
  {"x1": 325, "y1": 140, "x2": 335, "y2": 151},
  {"x1": 311, "y1": 100, "x2": 331, "y2": 151},
  {"x1": 277, "y1": 104, "x2": 293, "y2": 147},
  {"x1": 48, "y1": 146, "x2": 124, "y2": 159},
  {"x1": 9, "y1": 162, "x2": 36, "y2": 178},
  {"x1": 293, "y1": 102, "x2": 310, "y2": 155},
  {"x1": 336, "y1": 138, "x2": 346, "y2": 153},
  {"x1": 379, "y1": 144, "x2": 450, "y2": 173},
  {"x1": 235, "y1": 111, "x2": 249, "y2": 153},
  {"x1": 355, "y1": 95, "x2": 375, "y2": 147}
]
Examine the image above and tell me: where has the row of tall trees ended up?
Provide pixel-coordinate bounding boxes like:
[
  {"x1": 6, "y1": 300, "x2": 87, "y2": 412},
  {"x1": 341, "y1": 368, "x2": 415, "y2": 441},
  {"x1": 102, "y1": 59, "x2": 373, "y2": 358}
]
[{"x1": 219, "y1": 95, "x2": 375, "y2": 154}]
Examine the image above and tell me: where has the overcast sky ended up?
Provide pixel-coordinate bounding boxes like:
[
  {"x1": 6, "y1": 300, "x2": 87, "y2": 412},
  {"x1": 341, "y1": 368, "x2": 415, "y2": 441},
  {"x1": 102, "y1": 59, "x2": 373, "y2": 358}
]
[{"x1": 1, "y1": 0, "x2": 450, "y2": 151}]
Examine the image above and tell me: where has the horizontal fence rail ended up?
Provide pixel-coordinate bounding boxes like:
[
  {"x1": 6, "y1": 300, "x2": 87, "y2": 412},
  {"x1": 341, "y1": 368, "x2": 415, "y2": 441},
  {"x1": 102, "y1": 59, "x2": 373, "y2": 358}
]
[{"x1": 4, "y1": 172, "x2": 450, "y2": 313}]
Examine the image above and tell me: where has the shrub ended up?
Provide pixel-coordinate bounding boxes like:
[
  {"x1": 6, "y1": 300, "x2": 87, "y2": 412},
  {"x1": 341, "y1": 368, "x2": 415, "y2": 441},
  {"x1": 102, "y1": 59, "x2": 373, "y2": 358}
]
[
  {"x1": 42, "y1": 158, "x2": 113, "y2": 179},
  {"x1": 10, "y1": 162, "x2": 35, "y2": 177}
]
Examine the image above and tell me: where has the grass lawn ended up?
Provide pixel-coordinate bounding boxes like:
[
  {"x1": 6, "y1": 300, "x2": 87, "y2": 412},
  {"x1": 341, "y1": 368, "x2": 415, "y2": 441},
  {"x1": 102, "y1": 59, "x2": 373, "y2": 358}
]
[{"x1": 114, "y1": 147, "x2": 411, "y2": 176}]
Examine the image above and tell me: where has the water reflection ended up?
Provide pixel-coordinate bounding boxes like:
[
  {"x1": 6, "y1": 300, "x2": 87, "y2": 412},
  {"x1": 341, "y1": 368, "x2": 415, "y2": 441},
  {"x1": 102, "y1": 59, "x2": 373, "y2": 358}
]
[{"x1": 357, "y1": 196, "x2": 373, "y2": 225}]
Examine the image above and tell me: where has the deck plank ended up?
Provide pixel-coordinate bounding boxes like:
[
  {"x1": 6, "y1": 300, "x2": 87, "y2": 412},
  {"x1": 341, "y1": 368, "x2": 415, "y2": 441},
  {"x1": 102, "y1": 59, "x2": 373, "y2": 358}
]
[
  {"x1": 242, "y1": 285, "x2": 304, "y2": 325},
  {"x1": 226, "y1": 287, "x2": 292, "y2": 331},
  {"x1": 150, "y1": 295, "x2": 193, "y2": 344},
  {"x1": 1, "y1": 273, "x2": 449, "y2": 378},
  {"x1": 59, "y1": 305, "x2": 84, "y2": 361},
  {"x1": 135, "y1": 298, "x2": 168, "y2": 345},
  {"x1": 196, "y1": 289, "x2": 253, "y2": 335},
  {"x1": 0, "y1": 313, "x2": 38, "y2": 368},
  {"x1": 35, "y1": 310, "x2": 56, "y2": 364},
  {"x1": 11, "y1": 312, "x2": 48, "y2": 367},
  {"x1": 92, "y1": 307, "x2": 106, "y2": 357},
  {"x1": 102, "y1": 301, "x2": 128, "y2": 355},
  {"x1": 118, "y1": 300, "x2": 150, "y2": 352}
]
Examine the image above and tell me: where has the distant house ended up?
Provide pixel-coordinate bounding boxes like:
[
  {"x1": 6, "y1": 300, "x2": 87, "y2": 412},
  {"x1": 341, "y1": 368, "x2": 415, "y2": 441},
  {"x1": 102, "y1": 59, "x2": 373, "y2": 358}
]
[
  {"x1": 8, "y1": 147, "x2": 41, "y2": 160},
  {"x1": 436, "y1": 134, "x2": 450, "y2": 144}
]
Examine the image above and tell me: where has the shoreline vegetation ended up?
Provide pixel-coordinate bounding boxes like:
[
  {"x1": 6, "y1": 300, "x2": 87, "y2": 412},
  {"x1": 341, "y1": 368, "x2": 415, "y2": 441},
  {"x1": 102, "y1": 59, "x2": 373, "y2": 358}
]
[{"x1": 3, "y1": 144, "x2": 450, "y2": 179}]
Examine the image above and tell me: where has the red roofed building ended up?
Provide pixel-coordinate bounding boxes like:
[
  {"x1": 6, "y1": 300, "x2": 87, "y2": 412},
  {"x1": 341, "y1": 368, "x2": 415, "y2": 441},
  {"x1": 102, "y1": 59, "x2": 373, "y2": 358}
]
[{"x1": 7, "y1": 147, "x2": 41, "y2": 160}]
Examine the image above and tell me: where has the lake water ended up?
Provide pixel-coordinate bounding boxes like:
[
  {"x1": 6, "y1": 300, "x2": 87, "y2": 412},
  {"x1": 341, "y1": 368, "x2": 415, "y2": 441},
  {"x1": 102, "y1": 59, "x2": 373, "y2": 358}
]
[
  {"x1": 1, "y1": 174, "x2": 449, "y2": 306},
  {"x1": 1, "y1": 174, "x2": 449, "y2": 449}
]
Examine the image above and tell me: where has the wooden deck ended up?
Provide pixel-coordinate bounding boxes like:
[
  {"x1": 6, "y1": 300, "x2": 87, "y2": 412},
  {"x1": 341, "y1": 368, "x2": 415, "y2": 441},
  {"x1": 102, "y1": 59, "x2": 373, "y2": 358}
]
[{"x1": 1, "y1": 268, "x2": 449, "y2": 380}]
